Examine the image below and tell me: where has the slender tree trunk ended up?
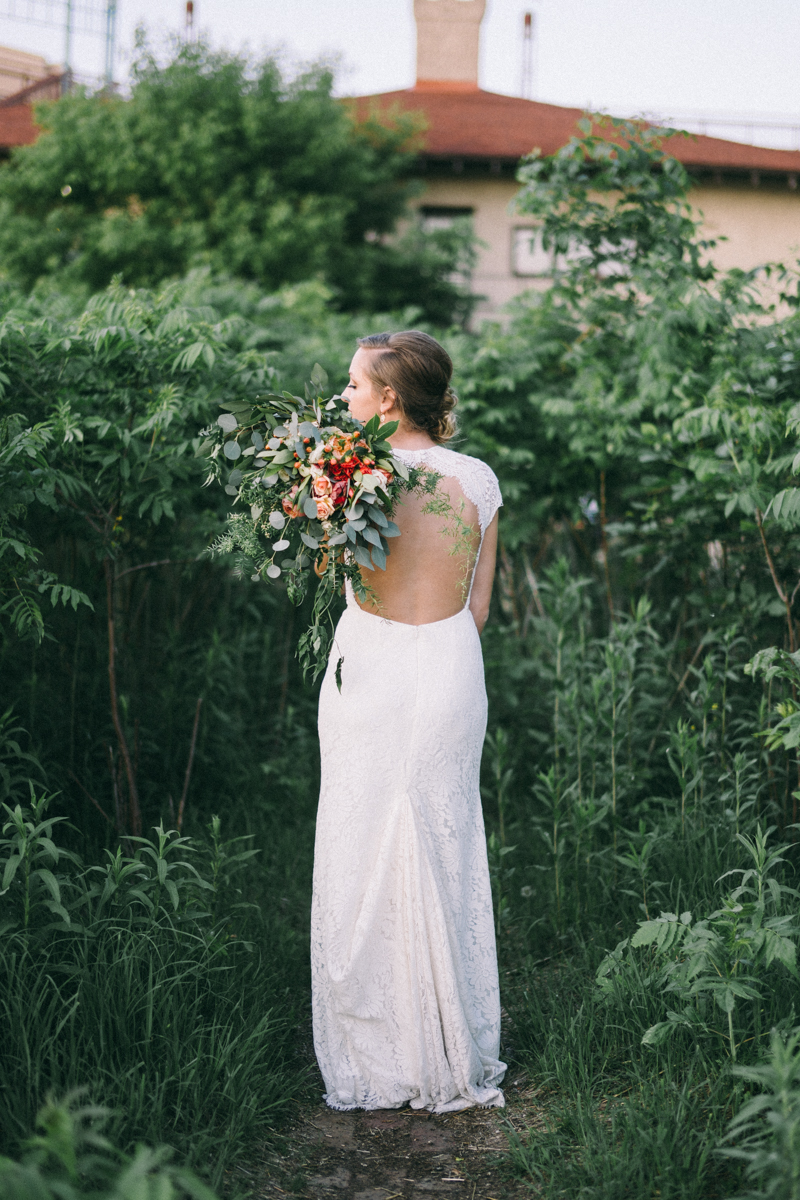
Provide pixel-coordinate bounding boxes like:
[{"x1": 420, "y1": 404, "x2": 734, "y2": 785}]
[
  {"x1": 600, "y1": 470, "x2": 614, "y2": 626},
  {"x1": 104, "y1": 558, "x2": 141, "y2": 836}
]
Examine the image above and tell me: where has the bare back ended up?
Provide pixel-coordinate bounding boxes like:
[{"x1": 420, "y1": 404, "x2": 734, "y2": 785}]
[
  {"x1": 356, "y1": 477, "x2": 481, "y2": 625},
  {"x1": 353, "y1": 448, "x2": 502, "y2": 630}
]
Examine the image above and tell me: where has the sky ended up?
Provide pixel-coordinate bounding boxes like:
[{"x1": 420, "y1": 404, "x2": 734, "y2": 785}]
[{"x1": 1, "y1": 0, "x2": 799, "y2": 133}]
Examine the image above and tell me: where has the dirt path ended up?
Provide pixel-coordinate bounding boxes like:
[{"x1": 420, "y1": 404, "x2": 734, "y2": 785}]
[{"x1": 234, "y1": 1084, "x2": 536, "y2": 1200}]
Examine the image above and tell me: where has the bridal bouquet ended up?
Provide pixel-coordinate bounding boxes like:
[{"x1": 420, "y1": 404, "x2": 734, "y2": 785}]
[{"x1": 201, "y1": 365, "x2": 423, "y2": 682}]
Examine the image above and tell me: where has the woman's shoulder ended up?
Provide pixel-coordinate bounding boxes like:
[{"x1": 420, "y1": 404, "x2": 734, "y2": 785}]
[{"x1": 393, "y1": 444, "x2": 502, "y2": 531}]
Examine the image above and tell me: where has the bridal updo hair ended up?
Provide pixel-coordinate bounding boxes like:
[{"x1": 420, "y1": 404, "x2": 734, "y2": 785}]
[{"x1": 357, "y1": 330, "x2": 458, "y2": 444}]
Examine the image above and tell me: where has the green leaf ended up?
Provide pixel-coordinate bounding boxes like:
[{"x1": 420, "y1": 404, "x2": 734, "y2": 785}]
[
  {"x1": 310, "y1": 363, "x2": 328, "y2": 391},
  {"x1": 641, "y1": 1021, "x2": 675, "y2": 1047},
  {"x1": 1, "y1": 854, "x2": 21, "y2": 892},
  {"x1": 33, "y1": 867, "x2": 61, "y2": 904}
]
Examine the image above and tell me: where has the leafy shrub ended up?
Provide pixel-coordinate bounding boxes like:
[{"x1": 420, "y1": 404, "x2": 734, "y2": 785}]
[
  {"x1": 0, "y1": 1090, "x2": 216, "y2": 1199},
  {"x1": 0, "y1": 41, "x2": 475, "y2": 322},
  {"x1": 0, "y1": 792, "x2": 299, "y2": 1188},
  {"x1": 721, "y1": 1028, "x2": 800, "y2": 1200},
  {"x1": 596, "y1": 827, "x2": 800, "y2": 1062}
]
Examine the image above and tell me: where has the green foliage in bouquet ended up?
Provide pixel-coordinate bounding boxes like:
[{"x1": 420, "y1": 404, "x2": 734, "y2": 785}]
[{"x1": 202, "y1": 364, "x2": 433, "y2": 681}]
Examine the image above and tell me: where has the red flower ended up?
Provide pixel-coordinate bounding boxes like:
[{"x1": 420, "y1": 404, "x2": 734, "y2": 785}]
[
  {"x1": 331, "y1": 479, "x2": 349, "y2": 507},
  {"x1": 328, "y1": 458, "x2": 358, "y2": 481}
]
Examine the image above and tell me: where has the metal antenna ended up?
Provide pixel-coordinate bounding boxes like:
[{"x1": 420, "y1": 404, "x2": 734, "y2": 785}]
[
  {"x1": 64, "y1": 0, "x2": 73, "y2": 75},
  {"x1": 521, "y1": 10, "x2": 535, "y2": 99},
  {"x1": 103, "y1": 0, "x2": 117, "y2": 85},
  {"x1": 0, "y1": 1, "x2": 120, "y2": 88}
]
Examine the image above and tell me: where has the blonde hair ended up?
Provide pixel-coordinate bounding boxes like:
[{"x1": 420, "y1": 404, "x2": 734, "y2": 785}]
[{"x1": 357, "y1": 330, "x2": 457, "y2": 444}]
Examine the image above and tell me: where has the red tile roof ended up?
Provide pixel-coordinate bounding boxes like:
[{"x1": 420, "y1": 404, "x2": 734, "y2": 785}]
[
  {"x1": 351, "y1": 85, "x2": 800, "y2": 174},
  {"x1": 0, "y1": 102, "x2": 40, "y2": 149},
  {"x1": 0, "y1": 76, "x2": 63, "y2": 150}
]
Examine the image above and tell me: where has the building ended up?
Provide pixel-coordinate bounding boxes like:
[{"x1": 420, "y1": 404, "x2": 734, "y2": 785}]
[
  {"x1": 0, "y1": 45, "x2": 63, "y2": 159},
  {"x1": 0, "y1": 45, "x2": 59, "y2": 100},
  {"x1": 353, "y1": 0, "x2": 800, "y2": 318}
]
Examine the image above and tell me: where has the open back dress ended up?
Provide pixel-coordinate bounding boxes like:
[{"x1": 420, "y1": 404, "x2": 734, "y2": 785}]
[{"x1": 311, "y1": 446, "x2": 506, "y2": 1112}]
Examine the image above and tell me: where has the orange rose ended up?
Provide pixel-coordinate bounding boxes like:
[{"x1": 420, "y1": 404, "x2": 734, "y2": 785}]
[
  {"x1": 312, "y1": 476, "x2": 332, "y2": 498},
  {"x1": 316, "y1": 497, "x2": 335, "y2": 520}
]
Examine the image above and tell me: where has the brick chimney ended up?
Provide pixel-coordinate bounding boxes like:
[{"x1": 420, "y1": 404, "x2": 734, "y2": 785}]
[{"x1": 414, "y1": 0, "x2": 487, "y2": 90}]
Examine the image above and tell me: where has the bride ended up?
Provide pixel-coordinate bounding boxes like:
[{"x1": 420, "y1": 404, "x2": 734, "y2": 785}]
[{"x1": 311, "y1": 330, "x2": 506, "y2": 1112}]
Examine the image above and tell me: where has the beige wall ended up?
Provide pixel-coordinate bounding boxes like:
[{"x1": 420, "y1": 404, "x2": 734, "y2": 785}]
[
  {"x1": 693, "y1": 185, "x2": 800, "y2": 273},
  {"x1": 0, "y1": 46, "x2": 57, "y2": 100},
  {"x1": 414, "y1": 176, "x2": 800, "y2": 321},
  {"x1": 414, "y1": 177, "x2": 543, "y2": 319}
]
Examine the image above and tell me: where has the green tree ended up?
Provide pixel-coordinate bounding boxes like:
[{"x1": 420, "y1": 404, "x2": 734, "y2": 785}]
[{"x1": 0, "y1": 40, "x2": 473, "y2": 323}]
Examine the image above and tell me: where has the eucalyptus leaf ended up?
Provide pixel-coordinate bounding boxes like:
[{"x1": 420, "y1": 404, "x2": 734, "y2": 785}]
[
  {"x1": 263, "y1": 473, "x2": 279, "y2": 486},
  {"x1": 354, "y1": 544, "x2": 374, "y2": 570},
  {"x1": 362, "y1": 526, "x2": 382, "y2": 548},
  {"x1": 266, "y1": 564, "x2": 281, "y2": 579},
  {"x1": 303, "y1": 496, "x2": 319, "y2": 519},
  {"x1": 217, "y1": 413, "x2": 238, "y2": 433},
  {"x1": 268, "y1": 511, "x2": 286, "y2": 529},
  {"x1": 369, "y1": 506, "x2": 388, "y2": 528},
  {"x1": 223, "y1": 441, "x2": 242, "y2": 460},
  {"x1": 349, "y1": 518, "x2": 367, "y2": 531},
  {"x1": 272, "y1": 539, "x2": 290, "y2": 551},
  {"x1": 251, "y1": 432, "x2": 264, "y2": 451},
  {"x1": 370, "y1": 543, "x2": 387, "y2": 570},
  {"x1": 224, "y1": 485, "x2": 238, "y2": 496},
  {"x1": 228, "y1": 469, "x2": 243, "y2": 486},
  {"x1": 300, "y1": 532, "x2": 320, "y2": 550},
  {"x1": 327, "y1": 532, "x2": 347, "y2": 546},
  {"x1": 310, "y1": 362, "x2": 329, "y2": 390},
  {"x1": 384, "y1": 520, "x2": 400, "y2": 537}
]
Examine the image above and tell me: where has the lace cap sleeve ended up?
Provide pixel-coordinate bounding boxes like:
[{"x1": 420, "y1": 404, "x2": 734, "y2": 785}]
[
  {"x1": 392, "y1": 447, "x2": 502, "y2": 536},
  {"x1": 477, "y1": 460, "x2": 502, "y2": 534},
  {"x1": 440, "y1": 450, "x2": 502, "y2": 535}
]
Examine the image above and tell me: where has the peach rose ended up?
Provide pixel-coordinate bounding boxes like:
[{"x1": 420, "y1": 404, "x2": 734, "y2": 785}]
[
  {"x1": 282, "y1": 485, "x2": 302, "y2": 519},
  {"x1": 316, "y1": 497, "x2": 335, "y2": 520},
  {"x1": 312, "y1": 476, "x2": 332, "y2": 498}
]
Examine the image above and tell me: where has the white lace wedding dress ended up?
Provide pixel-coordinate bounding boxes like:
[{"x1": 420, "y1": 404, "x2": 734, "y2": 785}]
[{"x1": 311, "y1": 446, "x2": 506, "y2": 1112}]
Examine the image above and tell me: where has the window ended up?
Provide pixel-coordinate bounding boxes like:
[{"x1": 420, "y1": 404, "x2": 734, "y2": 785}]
[
  {"x1": 512, "y1": 227, "x2": 551, "y2": 276},
  {"x1": 419, "y1": 205, "x2": 474, "y2": 232}
]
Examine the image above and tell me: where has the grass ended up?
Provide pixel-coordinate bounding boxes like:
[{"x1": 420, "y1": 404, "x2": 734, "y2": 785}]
[{"x1": 0, "y1": 792, "x2": 312, "y2": 1193}]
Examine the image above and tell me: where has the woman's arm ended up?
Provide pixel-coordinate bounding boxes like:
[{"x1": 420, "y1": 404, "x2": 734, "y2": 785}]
[{"x1": 468, "y1": 512, "x2": 499, "y2": 634}]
